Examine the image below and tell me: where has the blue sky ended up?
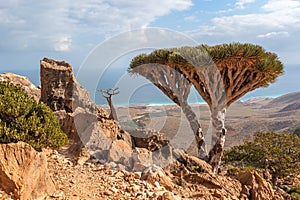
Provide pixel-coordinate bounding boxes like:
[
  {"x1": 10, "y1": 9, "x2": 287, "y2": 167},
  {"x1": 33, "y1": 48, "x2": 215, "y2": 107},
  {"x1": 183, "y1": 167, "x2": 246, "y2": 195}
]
[{"x1": 0, "y1": 0, "x2": 299, "y2": 101}]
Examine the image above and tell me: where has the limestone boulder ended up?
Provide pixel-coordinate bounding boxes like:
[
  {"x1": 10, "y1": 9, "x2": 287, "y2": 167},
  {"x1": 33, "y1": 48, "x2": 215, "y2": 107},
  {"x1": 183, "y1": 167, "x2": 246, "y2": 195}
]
[
  {"x1": 141, "y1": 165, "x2": 174, "y2": 191},
  {"x1": 184, "y1": 172, "x2": 242, "y2": 199},
  {"x1": 173, "y1": 148, "x2": 212, "y2": 173},
  {"x1": 108, "y1": 140, "x2": 133, "y2": 167},
  {"x1": 0, "y1": 142, "x2": 55, "y2": 200},
  {"x1": 0, "y1": 72, "x2": 40, "y2": 101},
  {"x1": 131, "y1": 129, "x2": 169, "y2": 151},
  {"x1": 132, "y1": 147, "x2": 153, "y2": 171},
  {"x1": 237, "y1": 171, "x2": 280, "y2": 200},
  {"x1": 40, "y1": 58, "x2": 132, "y2": 158},
  {"x1": 40, "y1": 58, "x2": 94, "y2": 112}
]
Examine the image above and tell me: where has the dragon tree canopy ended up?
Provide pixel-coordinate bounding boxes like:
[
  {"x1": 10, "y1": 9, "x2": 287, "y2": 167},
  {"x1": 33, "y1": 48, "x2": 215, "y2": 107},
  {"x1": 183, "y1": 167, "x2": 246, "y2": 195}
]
[{"x1": 129, "y1": 43, "x2": 284, "y2": 108}]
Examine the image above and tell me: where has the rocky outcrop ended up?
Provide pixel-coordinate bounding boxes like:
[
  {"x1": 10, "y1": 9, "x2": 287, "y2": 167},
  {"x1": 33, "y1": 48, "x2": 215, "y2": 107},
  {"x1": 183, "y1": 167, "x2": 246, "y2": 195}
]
[
  {"x1": 183, "y1": 173, "x2": 242, "y2": 199},
  {"x1": 40, "y1": 58, "x2": 133, "y2": 160},
  {"x1": 40, "y1": 58, "x2": 94, "y2": 113},
  {"x1": 172, "y1": 149, "x2": 212, "y2": 173},
  {"x1": 131, "y1": 129, "x2": 169, "y2": 151},
  {"x1": 40, "y1": 58, "x2": 94, "y2": 142},
  {"x1": 0, "y1": 72, "x2": 40, "y2": 101},
  {"x1": 108, "y1": 140, "x2": 133, "y2": 168},
  {"x1": 0, "y1": 142, "x2": 55, "y2": 200},
  {"x1": 141, "y1": 165, "x2": 174, "y2": 191},
  {"x1": 237, "y1": 171, "x2": 280, "y2": 200},
  {"x1": 132, "y1": 148, "x2": 153, "y2": 171}
]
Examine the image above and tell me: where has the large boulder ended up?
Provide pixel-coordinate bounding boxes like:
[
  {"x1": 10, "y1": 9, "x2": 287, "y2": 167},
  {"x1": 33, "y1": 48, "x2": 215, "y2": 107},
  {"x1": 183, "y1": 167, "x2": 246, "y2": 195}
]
[
  {"x1": 183, "y1": 173, "x2": 242, "y2": 199},
  {"x1": 40, "y1": 58, "x2": 94, "y2": 141},
  {"x1": 172, "y1": 148, "x2": 212, "y2": 173},
  {"x1": 141, "y1": 165, "x2": 174, "y2": 191},
  {"x1": 40, "y1": 57, "x2": 94, "y2": 113},
  {"x1": 0, "y1": 72, "x2": 40, "y2": 101},
  {"x1": 237, "y1": 171, "x2": 279, "y2": 200},
  {"x1": 0, "y1": 142, "x2": 55, "y2": 200},
  {"x1": 40, "y1": 58, "x2": 131, "y2": 159},
  {"x1": 132, "y1": 147, "x2": 153, "y2": 171},
  {"x1": 108, "y1": 140, "x2": 133, "y2": 167},
  {"x1": 131, "y1": 129, "x2": 169, "y2": 151}
]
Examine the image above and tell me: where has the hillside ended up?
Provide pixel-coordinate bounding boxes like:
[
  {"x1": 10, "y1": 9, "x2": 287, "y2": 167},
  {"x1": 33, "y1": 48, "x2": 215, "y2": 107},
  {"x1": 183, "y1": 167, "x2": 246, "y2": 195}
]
[
  {"x1": 0, "y1": 59, "x2": 299, "y2": 200},
  {"x1": 117, "y1": 91, "x2": 300, "y2": 150},
  {"x1": 264, "y1": 92, "x2": 300, "y2": 108}
]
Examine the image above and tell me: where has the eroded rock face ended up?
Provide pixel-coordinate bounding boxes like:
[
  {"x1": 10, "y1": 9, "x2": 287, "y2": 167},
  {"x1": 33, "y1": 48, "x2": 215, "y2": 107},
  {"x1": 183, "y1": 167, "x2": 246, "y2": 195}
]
[
  {"x1": 108, "y1": 140, "x2": 133, "y2": 167},
  {"x1": 131, "y1": 129, "x2": 169, "y2": 151},
  {"x1": 141, "y1": 165, "x2": 174, "y2": 191},
  {"x1": 40, "y1": 58, "x2": 93, "y2": 113},
  {"x1": 0, "y1": 72, "x2": 40, "y2": 101},
  {"x1": 0, "y1": 142, "x2": 55, "y2": 200},
  {"x1": 40, "y1": 58, "x2": 132, "y2": 160},
  {"x1": 237, "y1": 171, "x2": 280, "y2": 200}
]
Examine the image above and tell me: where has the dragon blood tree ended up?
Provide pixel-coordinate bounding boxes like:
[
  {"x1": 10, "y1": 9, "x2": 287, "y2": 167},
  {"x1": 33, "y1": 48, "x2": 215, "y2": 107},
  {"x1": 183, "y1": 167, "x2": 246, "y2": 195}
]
[
  {"x1": 130, "y1": 43, "x2": 284, "y2": 173},
  {"x1": 129, "y1": 52, "x2": 207, "y2": 159}
]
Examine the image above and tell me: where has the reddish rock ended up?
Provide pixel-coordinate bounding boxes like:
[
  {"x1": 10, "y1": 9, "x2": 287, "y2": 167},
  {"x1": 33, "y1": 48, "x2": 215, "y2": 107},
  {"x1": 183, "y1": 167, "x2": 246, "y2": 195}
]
[
  {"x1": 0, "y1": 142, "x2": 55, "y2": 200},
  {"x1": 237, "y1": 170, "x2": 280, "y2": 200}
]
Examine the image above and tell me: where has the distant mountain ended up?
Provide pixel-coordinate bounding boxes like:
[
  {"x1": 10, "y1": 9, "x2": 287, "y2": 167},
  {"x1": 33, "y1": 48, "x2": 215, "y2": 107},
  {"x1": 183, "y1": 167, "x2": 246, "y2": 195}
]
[
  {"x1": 266, "y1": 92, "x2": 300, "y2": 106},
  {"x1": 279, "y1": 102, "x2": 300, "y2": 112},
  {"x1": 242, "y1": 97, "x2": 273, "y2": 106}
]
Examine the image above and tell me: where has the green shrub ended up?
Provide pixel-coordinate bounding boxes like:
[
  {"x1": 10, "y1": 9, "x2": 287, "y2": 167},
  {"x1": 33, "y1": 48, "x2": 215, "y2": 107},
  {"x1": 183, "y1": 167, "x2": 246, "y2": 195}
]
[
  {"x1": 226, "y1": 166, "x2": 241, "y2": 176},
  {"x1": 223, "y1": 132, "x2": 300, "y2": 184},
  {"x1": 287, "y1": 188, "x2": 300, "y2": 198},
  {"x1": 188, "y1": 165, "x2": 205, "y2": 173},
  {"x1": 0, "y1": 81, "x2": 68, "y2": 151}
]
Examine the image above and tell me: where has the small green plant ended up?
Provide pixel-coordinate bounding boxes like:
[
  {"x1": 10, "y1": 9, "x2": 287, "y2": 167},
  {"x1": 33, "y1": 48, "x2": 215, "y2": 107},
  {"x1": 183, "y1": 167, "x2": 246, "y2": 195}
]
[
  {"x1": 226, "y1": 166, "x2": 241, "y2": 176},
  {"x1": 188, "y1": 165, "x2": 205, "y2": 173},
  {"x1": 0, "y1": 81, "x2": 68, "y2": 151},
  {"x1": 287, "y1": 188, "x2": 300, "y2": 198},
  {"x1": 223, "y1": 132, "x2": 300, "y2": 184}
]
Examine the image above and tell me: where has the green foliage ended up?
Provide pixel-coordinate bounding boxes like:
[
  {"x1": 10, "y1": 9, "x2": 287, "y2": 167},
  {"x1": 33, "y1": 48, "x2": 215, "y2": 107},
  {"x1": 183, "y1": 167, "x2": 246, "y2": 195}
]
[
  {"x1": 0, "y1": 82, "x2": 68, "y2": 151},
  {"x1": 129, "y1": 43, "x2": 284, "y2": 88},
  {"x1": 188, "y1": 165, "x2": 206, "y2": 173},
  {"x1": 287, "y1": 188, "x2": 300, "y2": 198},
  {"x1": 223, "y1": 132, "x2": 300, "y2": 182},
  {"x1": 225, "y1": 166, "x2": 241, "y2": 176}
]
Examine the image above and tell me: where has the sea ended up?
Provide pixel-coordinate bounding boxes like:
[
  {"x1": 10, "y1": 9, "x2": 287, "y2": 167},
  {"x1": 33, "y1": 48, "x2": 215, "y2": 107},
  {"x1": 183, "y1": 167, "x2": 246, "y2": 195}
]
[{"x1": 0, "y1": 64, "x2": 299, "y2": 106}]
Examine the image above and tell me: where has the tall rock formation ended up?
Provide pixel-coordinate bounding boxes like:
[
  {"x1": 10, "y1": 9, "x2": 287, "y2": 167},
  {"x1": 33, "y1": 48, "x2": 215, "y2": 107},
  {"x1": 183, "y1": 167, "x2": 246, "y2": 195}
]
[
  {"x1": 0, "y1": 142, "x2": 55, "y2": 200},
  {"x1": 40, "y1": 58, "x2": 132, "y2": 160}
]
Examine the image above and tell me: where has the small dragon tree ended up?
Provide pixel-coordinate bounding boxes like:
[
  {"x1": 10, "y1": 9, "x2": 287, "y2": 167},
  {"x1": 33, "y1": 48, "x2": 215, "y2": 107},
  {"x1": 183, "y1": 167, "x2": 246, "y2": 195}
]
[
  {"x1": 99, "y1": 87, "x2": 119, "y2": 121},
  {"x1": 130, "y1": 43, "x2": 284, "y2": 173},
  {"x1": 129, "y1": 58, "x2": 207, "y2": 159}
]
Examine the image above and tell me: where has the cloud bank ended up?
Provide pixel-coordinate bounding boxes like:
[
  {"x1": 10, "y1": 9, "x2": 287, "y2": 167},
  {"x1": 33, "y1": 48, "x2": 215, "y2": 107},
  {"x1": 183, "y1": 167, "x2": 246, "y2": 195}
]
[{"x1": 0, "y1": 0, "x2": 192, "y2": 52}]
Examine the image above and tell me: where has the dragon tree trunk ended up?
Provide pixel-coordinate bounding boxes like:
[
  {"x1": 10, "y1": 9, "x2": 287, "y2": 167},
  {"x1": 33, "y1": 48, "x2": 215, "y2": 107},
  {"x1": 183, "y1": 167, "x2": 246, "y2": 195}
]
[
  {"x1": 181, "y1": 102, "x2": 208, "y2": 160},
  {"x1": 208, "y1": 107, "x2": 227, "y2": 174}
]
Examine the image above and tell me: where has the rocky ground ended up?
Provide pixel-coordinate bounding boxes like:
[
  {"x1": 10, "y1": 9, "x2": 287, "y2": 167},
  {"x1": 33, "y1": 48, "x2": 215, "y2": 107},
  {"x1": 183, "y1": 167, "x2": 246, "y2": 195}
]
[
  {"x1": 45, "y1": 149, "x2": 179, "y2": 200},
  {"x1": 43, "y1": 148, "x2": 286, "y2": 200}
]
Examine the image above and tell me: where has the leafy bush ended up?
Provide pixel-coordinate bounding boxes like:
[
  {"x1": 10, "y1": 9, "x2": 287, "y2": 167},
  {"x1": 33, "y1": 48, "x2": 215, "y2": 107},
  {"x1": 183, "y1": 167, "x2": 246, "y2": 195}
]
[
  {"x1": 0, "y1": 81, "x2": 68, "y2": 151},
  {"x1": 223, "y1": 132, "x2": 300, "y2": 183},
  {"x1": 225, "y1": 166, "x2": 241, "y2": 176},
  {"x1": 287, "y1": 188, "x2": 300, "y2": 198}
]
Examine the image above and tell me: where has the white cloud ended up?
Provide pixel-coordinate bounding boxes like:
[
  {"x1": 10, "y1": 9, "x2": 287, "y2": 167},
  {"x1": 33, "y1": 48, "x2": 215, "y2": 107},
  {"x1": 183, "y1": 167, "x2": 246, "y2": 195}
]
[
  {"x1": 54, "y1": 35, "x2": 72, "y2": 52},
  {"x1": 186, "y1": 0, "x2": 300, "y2": 65},
  {"x1": 257, "y1": 31, "x2": 289, "y2": 38},
  {"x1": 235, "y1": 0, "x2": 256, "y2": 9},
  {"x1": 262, "y1": 0, "x2": 300, "y2": 12},
  {"x1": 0, "y1": 0, "x2": 193, "y2": 52},
  {"x1": 189, "y1": 0, "x2": 300, "y2": 37},
  {"x1": 184, "y1": 15, "x2": 197, "y2": 22}
]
